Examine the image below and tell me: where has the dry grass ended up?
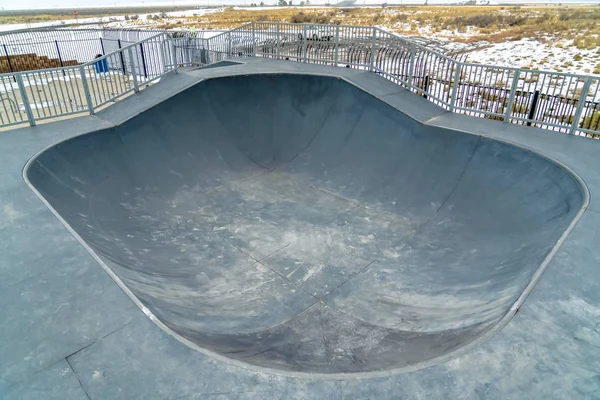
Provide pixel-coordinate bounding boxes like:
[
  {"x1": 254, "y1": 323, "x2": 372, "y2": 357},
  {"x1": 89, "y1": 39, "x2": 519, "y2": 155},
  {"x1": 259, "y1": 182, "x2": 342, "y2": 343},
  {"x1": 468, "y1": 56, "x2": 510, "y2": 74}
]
[
  {"x1": 158, "y1": 5, "x2": 600, "y2": 45},
  {"x1": 3, "y1": 5, "x2": 600, "y2": 48},
  {"x1": 582, "y1": 111, "x2": 600, "y2": 129},
  {"x1": 0, "y1": 6, "x2": 188, "y2": 24},
  {"x1": 0, "y1": 13, "x2": 117, "y2": 24}
]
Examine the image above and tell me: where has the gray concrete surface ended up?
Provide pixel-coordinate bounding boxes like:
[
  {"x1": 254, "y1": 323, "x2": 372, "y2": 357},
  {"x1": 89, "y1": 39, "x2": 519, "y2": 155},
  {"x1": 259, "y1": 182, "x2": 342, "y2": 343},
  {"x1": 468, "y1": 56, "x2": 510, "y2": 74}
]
[
  {"x1": 1, "y1": 59, "x2": 600, "y2": 398},
  {"x1": 24, "y1": 72, "x2": 585, "y2": 376}
]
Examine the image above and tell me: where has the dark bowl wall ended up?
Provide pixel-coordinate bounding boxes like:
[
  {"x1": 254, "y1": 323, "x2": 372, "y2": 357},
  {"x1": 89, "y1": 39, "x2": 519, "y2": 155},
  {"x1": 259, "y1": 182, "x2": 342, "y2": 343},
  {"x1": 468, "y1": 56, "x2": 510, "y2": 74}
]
[{"x1": 27, "y1": 74, "x2": 584, "y2": 374}]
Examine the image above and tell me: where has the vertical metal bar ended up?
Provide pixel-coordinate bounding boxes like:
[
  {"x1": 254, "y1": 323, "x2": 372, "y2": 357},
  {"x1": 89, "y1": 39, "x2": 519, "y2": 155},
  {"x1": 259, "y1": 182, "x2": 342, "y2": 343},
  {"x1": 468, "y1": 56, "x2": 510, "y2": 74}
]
[
  {"x1": 504, "y1": 69, "x2": 521, "y2": 123},
  {"x1": 159, "y1": 37, "x2": 168, "y2": 76},
  {"x1": 117, "y1": 39, "x2": 127, "y2": 76},
  {"x1": 302, "y1": 24, "x2": 307, "y2": 63},
  {"x1": 100, "y1": 37, "x2": 106, "y2": 55},
  {"x1": 107, "y1": 54, "x2": 120, "y2": 96},
  {"x1": 15, "y1": 73, "x2": 35, "y2": 126},
  {"x1": 449, "y1": 62, "x2": 462, "y2": 112},
  {"x1": 54, "y1": 40, "x2": 64, "y2": 67},
  {"x1": 139, "y1": 43, "x2": 148, "y2": 79},
  {"x1": 43, "y1": 71, "x2": 60, "y2": 116},
  {"x1": 205, "y1": 39, "x2": 211, "y2": 65},
  {"x1": 55, "y1": 69, "x2": 70, "y2": 112},
  {"x1": 226, "y1": 32, "x2": 231, "y2": 59},
  {"x1": 370, "y1": 27, "x2": 376, "y2": 72},
  {"x1": 526, "y1": 90, "x2": 541, "y2": 126},
  {"x1": 149, "y1": 38, "x2": 159, "y2": 78},
  {"x1": 128, "y1": 47, "x2": 139, "y2": 93},
  {"x1": 3, "y1": 77, "x2": 20, "y2": 122},
  {"x1": 38, "y1": 72, "x2": 51, "y2": 118},
  {"x1": 276, "y1": 24, "x2": 281, "y2": 60},
  {"x1": 0, "y1": 78, "x2": 12, "y2": 123},
  {"x1": 569, "y1": 76, "x2": 593, "y2": 135},
  {"x1": 25, "y1": 74, "x2": 44, "y2": 119},
  {"x1": 146, "y1": 38, "x2": 155, "y2": 77},
  {"x1": 63, "y1": 69, "x2": 79, "y2": 112},
  {"x1": 3, "y1": 44, "x2": 13, "y2": 73},
  {"x1": 170, "y1": 37, "x2": 178, "y2": 72},
  {"x1": 251, "y1": 22, "x2": 256, "y2": 57},
  {"x1": 423, "y1": 75, "x2": 430, "y2": 99},
  {"x1": 50, "y1": 71, "x2": 64, "y2": 115},
  {"x1": 79, "y1": 65, "x2": 94, "y2": 115},
  {"x1": 332, "y1": 25, "x2": 340, "y2": 67},
  {"x1": 408, "y1": 43, "x2": 416, "y2": 89},
  {"x1": 86, "y1": 64, "x2": 101, "y2": 106}
]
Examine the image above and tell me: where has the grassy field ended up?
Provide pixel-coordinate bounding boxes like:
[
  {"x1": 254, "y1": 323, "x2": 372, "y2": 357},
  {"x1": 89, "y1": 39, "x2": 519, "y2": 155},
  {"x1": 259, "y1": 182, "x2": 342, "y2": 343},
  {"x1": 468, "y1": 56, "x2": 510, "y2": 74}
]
[
  {"x1": 0, "y1": 6, "x2": 198, "y2": 25},
  {"x1": 159, "y1": 5, "x2": 598, "y2": 75},
  {"x1": 3, "y1": 6, "x2": 600, "y2": 47},
  {"x1": 146, "y1": 5, "x2": 600, "y2": 44},
  {"x1": 2, "y1": 5, "x2": 599, "y2": 74}
]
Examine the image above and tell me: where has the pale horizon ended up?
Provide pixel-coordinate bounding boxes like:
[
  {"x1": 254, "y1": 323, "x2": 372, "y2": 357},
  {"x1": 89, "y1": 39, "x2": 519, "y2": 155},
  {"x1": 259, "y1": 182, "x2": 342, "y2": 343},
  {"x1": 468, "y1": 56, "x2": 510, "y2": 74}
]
[{"x1": 0, "y1": 0, "x2": 597, "y2": 11}]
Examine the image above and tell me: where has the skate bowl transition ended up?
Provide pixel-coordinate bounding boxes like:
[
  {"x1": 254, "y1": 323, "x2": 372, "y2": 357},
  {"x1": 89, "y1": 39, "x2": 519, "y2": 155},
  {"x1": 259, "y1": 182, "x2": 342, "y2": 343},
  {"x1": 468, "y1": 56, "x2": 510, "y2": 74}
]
[{"x1": 25, "y1": 73, "x2": 585, "y2": 376}]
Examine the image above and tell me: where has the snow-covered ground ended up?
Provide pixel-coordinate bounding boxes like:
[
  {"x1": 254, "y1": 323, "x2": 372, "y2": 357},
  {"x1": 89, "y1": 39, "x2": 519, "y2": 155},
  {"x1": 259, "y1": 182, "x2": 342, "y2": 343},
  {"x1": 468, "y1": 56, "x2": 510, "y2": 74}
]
[
  {"x1": 1, "y1": 7, "x2": 598, "y2": 76},
  {"x1": 463, "y1": 38, "x2": 600, "y2": 76},
  {"x1": 379, "y1": 26, "x2": 599, "y2": 76},
  {"x1": 0, "y1": 8, "x2": 221, "y2": 33}
]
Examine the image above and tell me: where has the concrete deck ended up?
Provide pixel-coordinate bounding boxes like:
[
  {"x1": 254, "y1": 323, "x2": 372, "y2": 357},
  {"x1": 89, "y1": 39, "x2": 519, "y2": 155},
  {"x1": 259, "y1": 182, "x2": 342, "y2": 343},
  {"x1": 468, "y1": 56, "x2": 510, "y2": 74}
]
[{"x1": 1, "y1": 59, "x2": 600, "y2": 399}]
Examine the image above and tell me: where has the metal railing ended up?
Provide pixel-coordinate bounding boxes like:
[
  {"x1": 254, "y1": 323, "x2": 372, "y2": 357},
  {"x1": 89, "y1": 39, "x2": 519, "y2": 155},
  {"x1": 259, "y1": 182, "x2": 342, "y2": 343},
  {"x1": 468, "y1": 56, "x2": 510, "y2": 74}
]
[
  {"x1": 1, "y1": 22, "x2": 599, "y2": 137},
  {"x1": 0, "y1": 27, "x2": 165, "y2": 73},
  {"x1": 192, "y1": 22, "x2": 600, "y2": 137},
  {"x1": 0, "y1": 32, "x2": 176, "y2": 127}
]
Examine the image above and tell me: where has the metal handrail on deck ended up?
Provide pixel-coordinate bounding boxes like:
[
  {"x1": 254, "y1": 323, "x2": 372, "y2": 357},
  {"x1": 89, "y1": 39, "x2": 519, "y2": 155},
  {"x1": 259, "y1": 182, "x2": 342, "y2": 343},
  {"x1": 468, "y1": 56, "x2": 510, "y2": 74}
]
[
  {"x1": 0, "y1": 32, "x2": 176, "y2": 127},
  {"x1": 194, "y1": 22, "x2": 600, "y2": 137},
  {"x1": 1, "y1": 22, "x2": 599, "y2": 137}
]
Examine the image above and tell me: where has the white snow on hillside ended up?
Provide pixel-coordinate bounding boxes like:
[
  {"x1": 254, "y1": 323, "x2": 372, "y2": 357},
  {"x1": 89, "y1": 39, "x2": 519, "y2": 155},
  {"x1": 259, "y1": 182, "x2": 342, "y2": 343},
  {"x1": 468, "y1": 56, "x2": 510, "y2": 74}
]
[{"x1": 1, "y1": 7, "x2": 598, "y2": 76}]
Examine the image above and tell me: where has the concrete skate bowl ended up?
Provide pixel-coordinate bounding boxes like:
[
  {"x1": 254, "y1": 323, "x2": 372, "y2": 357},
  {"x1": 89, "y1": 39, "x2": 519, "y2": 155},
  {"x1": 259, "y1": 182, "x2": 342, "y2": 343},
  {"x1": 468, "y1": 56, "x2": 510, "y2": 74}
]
[{"x1": 26, "y1": 73, "x2": 585, "y2": 376}]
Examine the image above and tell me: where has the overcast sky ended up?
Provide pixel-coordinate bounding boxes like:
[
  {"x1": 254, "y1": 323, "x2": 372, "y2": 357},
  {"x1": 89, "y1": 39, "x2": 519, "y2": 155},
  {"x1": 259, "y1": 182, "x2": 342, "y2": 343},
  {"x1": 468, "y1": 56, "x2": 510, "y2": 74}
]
[{"x1": 0, "y1": 0, "x2": 596, "y2": 11}]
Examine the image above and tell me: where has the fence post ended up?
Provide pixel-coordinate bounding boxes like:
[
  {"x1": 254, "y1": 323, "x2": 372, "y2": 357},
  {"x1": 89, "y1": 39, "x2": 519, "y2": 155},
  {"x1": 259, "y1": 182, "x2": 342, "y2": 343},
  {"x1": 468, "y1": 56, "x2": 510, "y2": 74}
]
[
  {"x1": 139, "y1": 43, "x2": 148, "y2": 79},
  {"x1": 449, "y1": 62, "x2": 461, "y2": 112},
  {"x1": 100, "y1": 37, "x2": 106, "y2": 55},
  {"x1": 276, "y1": 24, "x2": 281, "y2": 60},
  {"x1": 169, "y1": 37, "x2": 178, "y2": 71},
  {"x1": 334, "y1": 25, "x2": 340, "y2": 67},
  {"x1": 205, "y1": 39, "x2": 211, "y2": 65},
  {"x1": 170, "y1": 37, "x2": 178, "y2": 71},
  {"x1": 526, "y1": 90, "x2": 541, "y2": 127},
  {"x1": 128, "y1": 47, "x2": 139, "y2": 92},
  {"x1": 569, "y1": 76, "x2": 593, "y2": 135},
  {"x1": 3, "y1": 44, "x2": 13, "y2": 73},
  {"x1": 227, "y1": 31, "x2": 232, "y2": 59},
  {"x1": 117, "y1": 39, "x2": 127, "y2": 76},
  {"x1": 159, "y1": 37, "x2": 167, "y2": 75},
  {"x1": 54, "y1": 40, "x2": 64, "y2": 67},
  {"x1": 370, "y1": 27, "x2": 376, "y2": 72},
  {"x1": 79, "y1": 65, "x2": 95, "y2": 115},
  {"x1": 504, "y1": 70, "x2": 521, "y2": 123},
  {"x1": 408, "y1": 42, "x2": 416, "y2": 90},
  {"x1": 251, "y1": 22, "x2": 256, "y2": 56},
  {"x1": 15, "y1": 74, "x2": 35, "y2": 126},
  {"x1": 302, "y1": 24, "x2": 307, "y2": 63}
]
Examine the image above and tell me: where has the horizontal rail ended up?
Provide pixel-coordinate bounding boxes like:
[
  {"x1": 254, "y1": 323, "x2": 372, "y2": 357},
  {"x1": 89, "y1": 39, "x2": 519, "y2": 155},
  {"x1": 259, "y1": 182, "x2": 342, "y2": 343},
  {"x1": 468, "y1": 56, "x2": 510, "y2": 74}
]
[
  {"x1": 0, "y1": 31, "x2": 174, "y2": 128},
  {"x1": 1, "y1": 22, "x2": 599, "y2": 138},
  {"x1": 197, "y1": 21, "x2": 599, "y2": 137}
]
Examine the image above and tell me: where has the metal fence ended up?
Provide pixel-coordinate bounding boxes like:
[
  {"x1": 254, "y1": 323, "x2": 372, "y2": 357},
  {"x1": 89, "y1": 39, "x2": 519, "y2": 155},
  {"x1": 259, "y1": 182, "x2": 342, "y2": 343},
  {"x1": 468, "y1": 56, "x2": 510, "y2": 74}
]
[
  {"x1": 191, "y1": 22, "x2": 600, "y2": 137},
  {"x1": 1, "y1": 22, "x2": 599, "y2": 136},
  {"x1": 0, "y1": 27, "x2": 164, "y2": 73},
  {"x1": 0, "y1": 32, "x2": 176, "y2": 127}
]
